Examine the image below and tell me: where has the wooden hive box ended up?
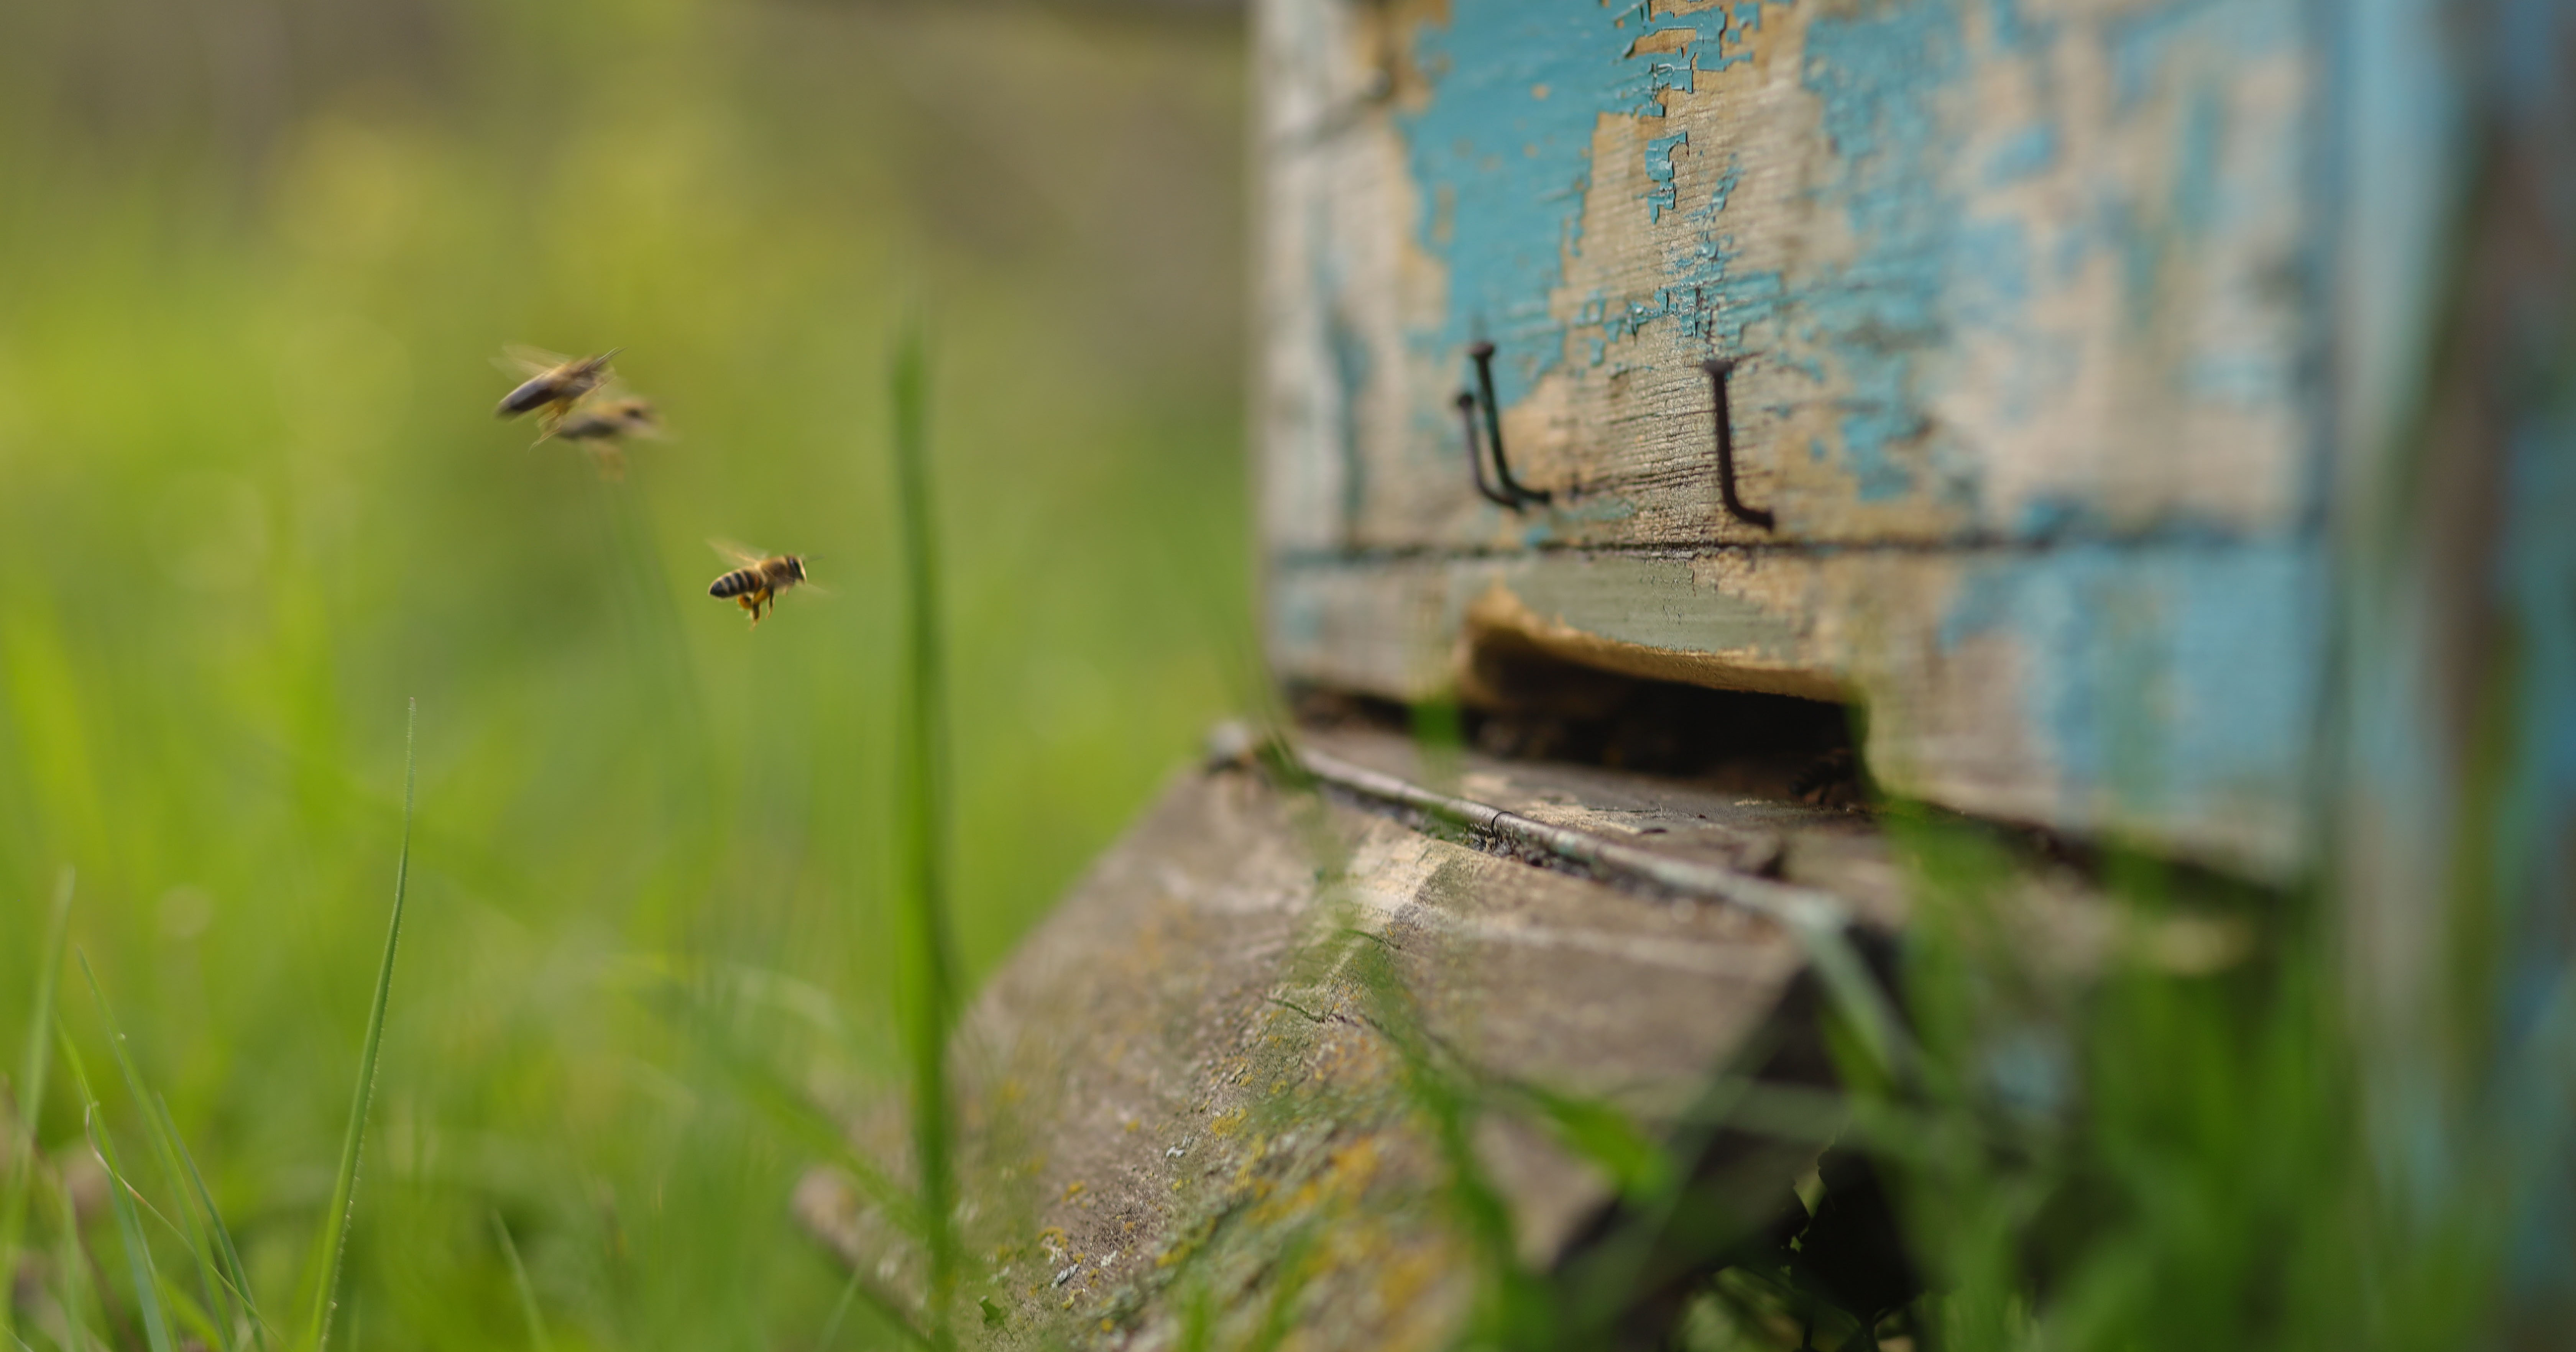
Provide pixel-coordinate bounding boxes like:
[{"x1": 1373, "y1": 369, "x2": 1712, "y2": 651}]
[{"x1": 1257, "y1": 0, "x2": 2335, "y2": 879}]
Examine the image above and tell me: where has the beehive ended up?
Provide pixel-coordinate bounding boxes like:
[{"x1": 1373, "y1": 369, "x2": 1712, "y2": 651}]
[{"x1": 1257, "y1": 0, "x2": 2334, "y2": 877}]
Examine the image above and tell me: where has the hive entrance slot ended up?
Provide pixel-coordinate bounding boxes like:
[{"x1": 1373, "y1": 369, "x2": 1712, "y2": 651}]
[{"x1": 1295, "y1": 640, "x2": 1868, "y2": 809}]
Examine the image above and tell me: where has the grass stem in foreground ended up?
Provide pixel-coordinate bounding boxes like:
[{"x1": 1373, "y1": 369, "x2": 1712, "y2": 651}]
[
  {"x1": 304, "y1": 698, "x2": 420, "y2": 1352},
  {"x1": 61, "y1": 1031, "x2": 175, "y2": 1352},
  {"x1": 0, "y1": 867, "x2": 73, "y2": 1340},
  {"x1": 491, "y1": 1211, "x2": 551, "y2": 1352},
  {"x1": 82, "y1": 954, "x2": 241, "y2": 1352},
  {"x1": 889, "y1": 318, "x2": 960, "y2": 1349}
]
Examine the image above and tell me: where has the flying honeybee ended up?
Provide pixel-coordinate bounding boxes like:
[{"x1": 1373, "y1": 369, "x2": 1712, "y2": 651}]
[
  {"x1": 547, "y1": 395, "x2": 665, "y2": 479},
  {"x1": 551, "y1": 396, "x2": 660, "y2": 442},
  {"x1": 493, "y1": 345, "x2": 621, "y2": 427},
  {"x1": 706, "y1": 541, "x2": 811, "y2": 627}
]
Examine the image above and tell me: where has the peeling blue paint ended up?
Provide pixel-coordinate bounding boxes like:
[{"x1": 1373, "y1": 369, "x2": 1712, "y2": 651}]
[
  {"x1": 1938, "y1": 542, "x2": 2326, "y2": 818},
  {"x1": 1616, "y1": 34, "x2": 1700, "y2": 116},
  {"x1": 1704, "y1": 159, "x2": 1742, "y2": 217},
  {"x1": 2174, "y1": 84, "x2": 2223, "y2": 238},
  {"x1": 1950, "y1": 219, "x2": 2032, "y2": 322},
  {"x1": 1404, "y1": 0, "x2": 1974, "y2": 505},
  {"x1": 1988, "y1": 0, "x2": 2034, "y2": 51},
  {"x1": 1795, "y1": 0, "x2": 1968, "y2": 502},
  {"x1": 1696, "y1": 3, "x2": 1765, "y2": 74},
  {"x1": 2104, "y1": 0, "x2": 2224, "y2": 111},
  {"x1": 1399, "y1": 0, "x2": 2305, "y2": 525},
  {"x1": 1984, "y1": 124, "x2": 2058, "y2": 186},
  {"x1": 1644, "y1": 133, "x2": 1687, "y2": 223},
  {"x1": 1403, "y1": 3, "x2": 1617, "y2": 399},
  {"x1": 1404, "y1": 2, "x2": 1748, "y2": 404}
]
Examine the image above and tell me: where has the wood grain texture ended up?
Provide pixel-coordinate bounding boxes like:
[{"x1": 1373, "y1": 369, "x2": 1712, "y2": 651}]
[
  {"x1": 1255, "y1": 0, "x2": 2336, "y2": 875},
  {"x1": 800, "y1": 757, "x2": 1824, "y2": 1349},
  {"x1": 1259, "y1": 0, "x2": 2319, "y2": 550},
  {"x1": 1272, "y1": 545, "x2": 2323, "y2": 878}
]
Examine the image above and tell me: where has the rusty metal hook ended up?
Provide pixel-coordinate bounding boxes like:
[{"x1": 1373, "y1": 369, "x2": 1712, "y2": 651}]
[
  {"x1": 1702, "y1": 357, "x2": 1774, "y2": 530},
  {"x1": 1467, "y1": 341, "x2": 1549, "y2": 508},
  {"x1": 1456, "y1": 391, "x2": 1520, "y2": 509}
]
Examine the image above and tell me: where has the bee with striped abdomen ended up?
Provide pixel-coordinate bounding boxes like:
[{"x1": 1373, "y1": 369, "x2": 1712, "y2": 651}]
[
  {"x1": 706, "y1": 541, "x2": 810, "y2": 627},
  {"x1": 493, "y1": 345, "x2": 621, "y2": 428}
]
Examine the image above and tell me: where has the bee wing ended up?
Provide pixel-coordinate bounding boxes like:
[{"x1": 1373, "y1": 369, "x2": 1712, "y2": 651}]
[
  {"x1": 707, "y1": 538, "x2": 768, "y2": 568},
  {"x1": 495, "y1": 343, "x2": 574, "y2": 377},
  {"x1": 529, "y1": 404, "x2": 572, "y2": 443}
]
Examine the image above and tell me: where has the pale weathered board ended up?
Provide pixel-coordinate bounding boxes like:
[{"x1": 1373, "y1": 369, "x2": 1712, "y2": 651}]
[
  {"x1": 1255, "y1": 0, "x2": 2334, "y2": 877},
  {"x1": 799, "y1": 752, "x2": 1840, "y2": 1349},
  {"x1": 1273, "y1": 543, "x2": 2321, "y2": 879}
]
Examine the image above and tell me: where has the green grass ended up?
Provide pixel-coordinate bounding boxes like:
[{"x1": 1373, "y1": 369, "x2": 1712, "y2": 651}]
[
  {"x1": 888, "y1": 317, "x2": 961, "y2": 1351},
  {"x1": 0, "y1": 867, "x2": 72, "y2": 1336},
  {"x1": 306, "y1": 697, "x2": 419, "y2": 1352},
  {"x1": 492, "y1": 1211, "x2": 552, "y2": 1352},
  {"x1": 67, "y1": 1030, "x2": 179, "y2": 1352},
  {"x1": 0, "y1": 4, "x2": 1249, "y2": 1349}
]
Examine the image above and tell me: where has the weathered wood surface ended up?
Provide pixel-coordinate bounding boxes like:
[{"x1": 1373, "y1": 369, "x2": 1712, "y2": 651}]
[
  {"x1": 1273, "y1": 543, "x2": 2320, "y2": 879},
  {"x1": 792, "y1": 728, "x2": 2187, "y2": 1346},
  {"x1": 800, "y1": 745, "x2": 1839, "y2": 1349},
  {"x1": 1257, "y1": 0, "x2": 2315, "y2": 551},
  {"x1": 1254, "y1": 0, "x2": 2335, "y2": 877},
  {"x1": 1296, "y1": 724, "x2": 1912, "y2": 929}
]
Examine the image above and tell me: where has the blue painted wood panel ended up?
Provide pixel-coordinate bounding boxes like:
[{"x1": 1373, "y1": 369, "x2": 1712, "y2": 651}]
[
  {"x1": 1262, "y1": 0, "x2": 2320, "y2": 551},
  {"x1": 1258, "y1": 0, "x2": 2338, "y2": 874}
]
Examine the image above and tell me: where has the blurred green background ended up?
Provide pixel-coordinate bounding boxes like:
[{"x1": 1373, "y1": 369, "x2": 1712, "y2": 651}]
[{"x1": 0, "y1": 1, "x2": 1251, "y2": 1347}]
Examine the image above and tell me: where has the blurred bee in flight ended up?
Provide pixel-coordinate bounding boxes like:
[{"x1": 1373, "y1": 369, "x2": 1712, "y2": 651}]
[
  {"x1": 706, "y1": 541, "x2": 811, "y2": 627},
  {"x1": 493, "y1": 345, "x2": 620, "y2": 429},
  {"x1": 548, "y1": 395, "x2": 665, "y2": 479},
  {"x1": 492, "y1": 345, "x2": 668, "y2": 477}
]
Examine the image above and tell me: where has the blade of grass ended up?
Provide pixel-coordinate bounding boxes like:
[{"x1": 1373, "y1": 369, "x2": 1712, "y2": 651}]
[
  {"x1": 49, "y1": 1143, "x2": 97, "y2": 1352},
  {"x1": 46, "y1": 1215, "x2": 80, "y2": 1350},
  {"x1": 159, "y1": 1093, "x2": 274, "y2": 1352},
  {"x1": 61, "y1": 1032, "x2": 175, "y2": 1352},
  {"x1": 1, "y1": 867, "x2": 74, "y2": 1340},
  {"x1": 1241, "y1": 1225, "x2": 1322, "y2": 1352},
  {"x1": 815, "y1": 1264, "x2": 935, "y2": 1351},
  {"x1": 303, "y1": 698, "x2": 420, "y2": 1352},
  {"x1": 889, "y1": 316, "x2": 958, "y2": 1349},
  {"x1": 80, "y1": 955, "x2": 235, "y2": 1352},
  {"x1": 489, "y1": 1212, "x2": 550, "y2": 1352},
  {"x1": 154, "y1": 1268, "x2": 226, "y2": 1350}
]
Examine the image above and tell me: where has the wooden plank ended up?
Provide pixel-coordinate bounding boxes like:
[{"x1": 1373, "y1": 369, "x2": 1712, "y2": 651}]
[
  {"x1": 1271, "y1": 544, "x2": 2324, "y2": 878},
  {"x1": 1258, "y1": 0, "x2": 2319, "y2": 550},
  {"x1": 799, "y1": 756, "x2": 1829, "y2": 1348},
  {"x1": 1296, "y1": 723, "x2": 1912, "y2": 930}
]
